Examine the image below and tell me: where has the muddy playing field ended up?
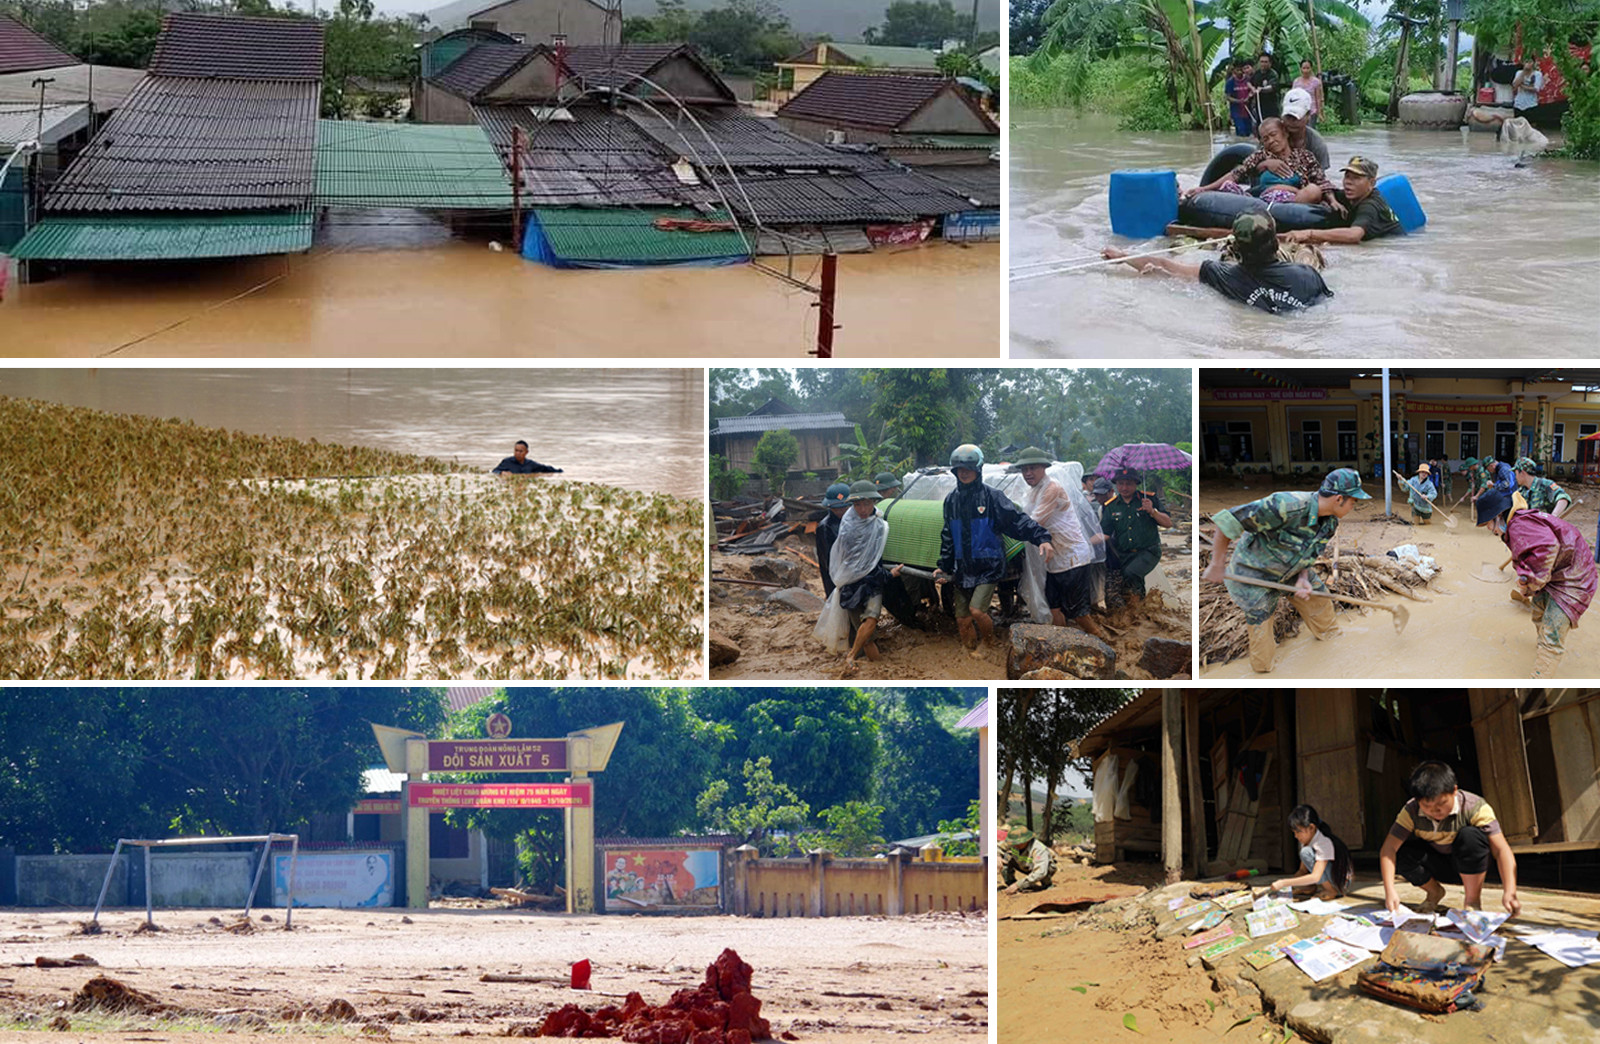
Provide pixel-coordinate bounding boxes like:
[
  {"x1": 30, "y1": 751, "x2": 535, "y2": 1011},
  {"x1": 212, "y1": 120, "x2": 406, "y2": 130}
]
[
  {"x1": 1199, "y1": 476, "x2": 1600, "y2": 679},
  {"x1": 0, "y1": 907, "x2": 986, "y2": 1042}
]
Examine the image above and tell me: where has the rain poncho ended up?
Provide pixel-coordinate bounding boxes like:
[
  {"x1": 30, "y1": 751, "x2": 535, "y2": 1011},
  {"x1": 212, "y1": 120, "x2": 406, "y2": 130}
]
[
  {"x1": 1502, "y1": 509, "x2": 1597, "y2": 627},
  {"x1": 812, "y1": 508, "x2": 889, "y2": 653},
  {"x1": 938, "y1": 480, "x2": 1054, "y2": 589},
  {"x1": 1020, "y1": 475, "x2": 1094, "y2": 623}
]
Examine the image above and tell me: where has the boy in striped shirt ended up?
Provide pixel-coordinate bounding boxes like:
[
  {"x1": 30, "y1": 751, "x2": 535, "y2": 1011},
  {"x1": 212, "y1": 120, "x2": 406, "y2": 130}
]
[{"x1": 1379, "y1": 761, "x2": 1521, "y2": 917}]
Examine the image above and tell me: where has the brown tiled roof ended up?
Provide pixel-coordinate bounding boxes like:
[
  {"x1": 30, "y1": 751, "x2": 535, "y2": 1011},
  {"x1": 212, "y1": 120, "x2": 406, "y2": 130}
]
[
  {"x1": 148, "y1": 12, "x2": 324, "y2": 81},
  {"x1": 431, "y1": 41, "x2": 534, "y2": 98},
  {"x1": 46, "y1": 76, "x2": 318, "y2": 212},
  {"x1": 778, "y1": 72, "x2": 985, "y2": 133},
  {"x1": 0, "y1": 14, "x2": 75, "y2": 74}
]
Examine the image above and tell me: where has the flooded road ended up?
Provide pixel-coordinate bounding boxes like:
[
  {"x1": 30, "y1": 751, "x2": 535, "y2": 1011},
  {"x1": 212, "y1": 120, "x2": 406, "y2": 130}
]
[
  {"x1": 0, "y1": 212, "x2": 998, "y2": 358},
  {"x1": 1011, "y1": 113, "x2": 1600, "y2": 357},
  {"x1": 1199, "y1": 477, "x2": 1600, "y2": 679},
  {"x1": 0, "y1": 367, "x2": 703, "y2": 499}
]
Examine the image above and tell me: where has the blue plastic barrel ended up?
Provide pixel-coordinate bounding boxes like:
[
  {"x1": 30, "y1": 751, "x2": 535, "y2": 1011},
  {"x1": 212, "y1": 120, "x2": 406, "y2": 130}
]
[
  {"x1": 1108, "y1": 170, "x2": 1178, "y2": 238},
  {"x1": 1376, "y1": 173, "x2": 1426, "y2": 233}
]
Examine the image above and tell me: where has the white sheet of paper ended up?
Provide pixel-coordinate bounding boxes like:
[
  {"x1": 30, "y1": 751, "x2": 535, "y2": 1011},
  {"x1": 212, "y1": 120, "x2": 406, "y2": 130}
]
[
  {"x1": 1446, "y1": 909, "x2": 1509, "y2": 944},
  {"x1": 1377, "y1": 904, "x2": 1447, "y2": 930},
  {"x1": 1515, "y1": 929, "x2": 1600, "y2": 968},
  {"x1": 1287, "y1": 897, "x2": 1346, "y2": 916},
  {"x1": 1323, "y1": 916, "x2": 1392, "y2": 952},
  {"x1": 1286, "y1": 937, "x2": 1371, "y2": 982}
]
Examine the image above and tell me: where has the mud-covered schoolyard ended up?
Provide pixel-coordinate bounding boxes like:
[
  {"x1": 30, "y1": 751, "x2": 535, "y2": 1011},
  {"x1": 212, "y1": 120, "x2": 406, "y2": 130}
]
[
  {"x1": 0, "y1": 907, "x2": 986, "y2": 1042},
  {"x1": 1198, "y1": 475, "x2": 1600, "y2": 679}
]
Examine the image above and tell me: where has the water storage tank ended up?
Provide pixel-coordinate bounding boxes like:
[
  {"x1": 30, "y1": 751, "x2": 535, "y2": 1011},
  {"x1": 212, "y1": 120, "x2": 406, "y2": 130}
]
[
  {"x1": 1376, "y1": 174, "x2": 1426, "y2": 232},
  {"x1": 1108, "y1": 170, "x2": 1178, "y2": 238}
]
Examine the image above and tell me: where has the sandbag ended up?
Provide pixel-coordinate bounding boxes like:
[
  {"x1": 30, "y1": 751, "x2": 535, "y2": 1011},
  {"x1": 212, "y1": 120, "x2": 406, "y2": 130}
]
[{"x1": 1178, "y1": 191, "x2": 1337, "y2": 231}]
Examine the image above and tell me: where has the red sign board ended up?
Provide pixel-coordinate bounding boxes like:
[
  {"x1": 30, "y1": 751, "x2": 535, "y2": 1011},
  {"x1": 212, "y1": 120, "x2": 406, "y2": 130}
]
[
  {"x1": 1212, "y1": 389, "x2": 1329, "y2": 401},
  {"x1": 427, "y1": 740, "x2": 567, "y2": 772},
  {"x1": 409, "y1": 783, "x2": 591, "y2": 810}
]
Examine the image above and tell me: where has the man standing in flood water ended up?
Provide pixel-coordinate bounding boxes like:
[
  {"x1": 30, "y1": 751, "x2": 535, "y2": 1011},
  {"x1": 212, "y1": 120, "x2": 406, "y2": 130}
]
[{"x1": 492, "y1": 440, "x2": 563, "y2": 475}]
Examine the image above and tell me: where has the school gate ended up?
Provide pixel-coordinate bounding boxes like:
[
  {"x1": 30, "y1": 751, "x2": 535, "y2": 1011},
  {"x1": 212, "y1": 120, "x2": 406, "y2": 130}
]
[{"x1": 373, "y1": 717, "x2": 623, "y2": 912}]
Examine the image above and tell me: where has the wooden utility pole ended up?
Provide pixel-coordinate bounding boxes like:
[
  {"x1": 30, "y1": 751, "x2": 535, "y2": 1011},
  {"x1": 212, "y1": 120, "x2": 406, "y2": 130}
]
[
  {"x1": 1185, "y1": 691, "x2": 1208, "y2": 878},
  {"x1": 1161, "y1": 689, "x2": 1183, "y2": 884},
  {"x1": 812, "y1": 252, "x2": 838, "y2": 358},
  {"x1": 1306, "y1": 0, "x2": 1323, "y2": 73}
]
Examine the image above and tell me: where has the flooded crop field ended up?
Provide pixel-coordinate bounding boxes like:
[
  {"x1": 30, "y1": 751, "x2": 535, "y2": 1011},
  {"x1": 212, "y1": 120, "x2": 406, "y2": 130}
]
[
  {"x1": 1011, "y1": 115, "x2": 1600, "y2": 357},
  {"x1": 0, "y1": 215, "x2": 999, "y2": 358},
  {"x1": 0, "y1": 396, "x2": 704, "y2": 680},
  {"x1": 0, "y1": 368, "x2": 703, "y2": 501}
]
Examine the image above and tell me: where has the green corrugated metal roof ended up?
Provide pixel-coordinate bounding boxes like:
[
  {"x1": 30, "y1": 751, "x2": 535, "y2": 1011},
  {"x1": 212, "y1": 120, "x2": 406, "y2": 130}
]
[
  {"x1": 316, "y1": 119, "x2": 512, "y2": 209},
  {"x1": 877, "y1": 496, "x2": 1023, "y2": 570},
  {"x1": 531, "y1": 207, "x2": 750, "y2": 264},
  {"x1": 9, "y1": 212, "x2": 314, "y2": 260}
]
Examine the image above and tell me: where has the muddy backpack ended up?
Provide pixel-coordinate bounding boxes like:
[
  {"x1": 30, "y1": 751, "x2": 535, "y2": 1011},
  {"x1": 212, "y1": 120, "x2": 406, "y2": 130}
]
[{"x1": 1357, "y1": 932, "x2": 1495, "y2": 1014}]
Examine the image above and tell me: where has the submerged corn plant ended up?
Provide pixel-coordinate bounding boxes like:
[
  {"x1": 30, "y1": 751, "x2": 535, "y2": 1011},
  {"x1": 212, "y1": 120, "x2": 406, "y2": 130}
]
[{"x1": 0, "y1": 397, "x2": 705, "y2": 680}]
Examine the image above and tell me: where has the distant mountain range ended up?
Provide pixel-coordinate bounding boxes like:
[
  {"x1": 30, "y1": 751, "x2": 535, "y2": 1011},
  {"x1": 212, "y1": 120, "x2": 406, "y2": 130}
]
[{"x1": 620, "y1": 0, "x2": 1001, "y2": 42}]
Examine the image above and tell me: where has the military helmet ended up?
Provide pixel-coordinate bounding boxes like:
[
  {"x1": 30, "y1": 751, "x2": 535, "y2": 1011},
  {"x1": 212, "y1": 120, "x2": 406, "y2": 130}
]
[
  {"x1": 822, "y1": 482, "x2": 851, "y2": 507},
  {"x1": 1006, "y1": 446, "x2": 1054, "y2": 472},
  {"x1": 873, "y1": 471, "x2": 901, "y2": 491},
  {"x1": 847, "y1": 479, "x2": 883, "y2": 503},
  {"x1": 949, "y1": 444, "x2": 984, "y2": 470}
]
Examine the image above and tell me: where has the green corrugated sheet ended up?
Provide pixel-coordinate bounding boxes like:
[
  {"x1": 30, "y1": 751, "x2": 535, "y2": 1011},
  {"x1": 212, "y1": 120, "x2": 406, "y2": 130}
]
[
  {"x1": 9, "y1": 212, "x2": 314, "y2": 260},
  {"x1": 316, "y1": 120, "x2": 512, "y2": 209},
  {"x1": 531, "y1": 207, "x2": 750, "y2": 264},
  {"x1": 877, "y1": 496, "x2": 1023, "y2": 570}
]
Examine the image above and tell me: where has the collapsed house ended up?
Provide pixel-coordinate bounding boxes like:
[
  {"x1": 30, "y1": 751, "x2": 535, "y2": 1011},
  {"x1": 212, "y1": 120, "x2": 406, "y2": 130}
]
[{"x1": 1078, "y1": 689, "x2": 1598, "y2": 887}]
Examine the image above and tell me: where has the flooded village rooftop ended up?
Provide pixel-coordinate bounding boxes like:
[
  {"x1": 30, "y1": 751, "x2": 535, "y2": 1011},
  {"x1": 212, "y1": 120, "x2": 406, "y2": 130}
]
[{"x1": 0, "y1": 13, "x2": 1001, "y2": 356}]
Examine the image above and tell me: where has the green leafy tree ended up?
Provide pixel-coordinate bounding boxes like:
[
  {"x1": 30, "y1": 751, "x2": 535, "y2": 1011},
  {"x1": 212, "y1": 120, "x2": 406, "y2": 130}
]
[
  {"x1": 321, "y1": 0, "x2": 420, "y2": 119},
  {"x1": 862, "y1": 368, "x2": 986, "y2": 465},
  {"x1": 803, "y1": 799, "x2": 886, "y2": 856},
  {"x1": 934, "y1": 798, "x2": 982, "y2": 856},
  {"x1": 870, "y1": 688, "x2": 980, "y2": 840},
  {"x1": 692, "y1": 687, "x2": 881, "y2": 815},
  {"x1": 751, "y1": 428, "x2": 799, "y2": 494},
  {"x1": 696, "y1": 757, "x2": 812, "y2": 855},
  {"x1": 688, "y1": 0, "x2": 801, "y2": 75},
  {"x1": 76, "y1": 2, "x2": 161, "y2": 67},
  {"x1": 871, "y1": 0, "x2": 965, "y2": 47},
  {"x1": 998, "y1": 687, "x2": 1136, "y2": 844},
  {"x1": 1469, "y1": 0, "x2": 1600, "y2": 160},
  {"x1": 710, "y1": 453, "x2": 748, "y2": 500},
  {"x1": 832, "y1": 423, "x2": 908, "y2": 483},
  {"x1": 624, "y1": 0, "x2": 697, "y2": 42}
]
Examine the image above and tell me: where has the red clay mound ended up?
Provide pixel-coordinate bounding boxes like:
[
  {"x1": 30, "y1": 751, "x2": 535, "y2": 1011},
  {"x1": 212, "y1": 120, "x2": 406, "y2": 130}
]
[{"x1": 537, "y1": 948, "x2": 772, "y2": 1042}]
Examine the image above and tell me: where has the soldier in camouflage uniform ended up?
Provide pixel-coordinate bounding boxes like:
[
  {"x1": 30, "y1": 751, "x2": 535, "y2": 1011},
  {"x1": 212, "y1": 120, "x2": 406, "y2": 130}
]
[
  {"x1": 1462, "y1": 457, "x2": 1486, "y2": 503},
  {"x1": 1000, "y1": 828, "x2": 1055, "y2": 894},
  {"x1": 1513, "y1": 457, "x2": 1573, "y2": 518},
  {"x1": 1202, "y1": 467, "x2": 1370, "y2": 673}
]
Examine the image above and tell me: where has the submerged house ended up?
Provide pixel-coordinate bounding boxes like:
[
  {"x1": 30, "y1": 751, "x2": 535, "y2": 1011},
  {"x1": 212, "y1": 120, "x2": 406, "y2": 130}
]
[
  {"x1": 13, "y1": 13, "x2": 324, "y2": 264},
  {"x1": 1077, "y1": 689, "x2": 1598, "y2": 887},
  {"x1": 0, "y1": 16, "x2": 145, "y2": 251},
  {"x1": 413, "y1": 37, "x2": 984, "y2": 264}
]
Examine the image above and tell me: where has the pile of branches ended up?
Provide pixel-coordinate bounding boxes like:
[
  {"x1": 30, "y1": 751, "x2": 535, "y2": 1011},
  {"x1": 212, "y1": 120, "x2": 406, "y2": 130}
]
[{"x1": 1198, "y1": 546, "x2": 1435, "y2": 665}]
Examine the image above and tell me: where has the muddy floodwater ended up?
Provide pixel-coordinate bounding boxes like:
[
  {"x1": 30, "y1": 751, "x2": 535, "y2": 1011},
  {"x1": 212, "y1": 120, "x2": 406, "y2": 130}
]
[
  {"x1": 0, "y1": 368, "x2": 702, "y2": 500},
  {"x1": 0, "y1": 212, "x2": 999, "y2": 358},
  {"x1": 1011, "y1": 113, "x2": 1600, "y2": 357},
  {"x1": 1200, "y1": 476, "x2": 1600, "y2": 679}
]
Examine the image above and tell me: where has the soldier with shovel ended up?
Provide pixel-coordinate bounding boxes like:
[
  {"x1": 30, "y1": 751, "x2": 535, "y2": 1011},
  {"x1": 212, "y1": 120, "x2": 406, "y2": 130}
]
[{"x1": 1202, "y1": 468, "x2": 1369, "y2": 673}]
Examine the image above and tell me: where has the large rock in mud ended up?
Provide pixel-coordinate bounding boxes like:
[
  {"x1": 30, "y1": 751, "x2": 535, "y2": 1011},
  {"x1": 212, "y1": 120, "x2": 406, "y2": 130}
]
[
  {"x1": 766, "y1": 587, "x2": 824, "y2": 613},
  {"x1": 748, "y1": 556, "x2": 801, "y2": 588},
  {"x1": 710, "y1": 631, "x2": 741, "y2": 667},
  {"x1": 1007, "y1": 624, "x2": 1116, "y2": 680},
  {"x1": 1138, "y1": 637, "x2": 1192, "y2": 678}
]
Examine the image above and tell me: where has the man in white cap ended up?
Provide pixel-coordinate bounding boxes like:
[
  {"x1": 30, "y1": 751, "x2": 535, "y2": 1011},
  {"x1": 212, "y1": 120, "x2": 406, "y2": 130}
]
[{"x1": 1268, "y1": 87, "x2": 1330, "y2": 171}]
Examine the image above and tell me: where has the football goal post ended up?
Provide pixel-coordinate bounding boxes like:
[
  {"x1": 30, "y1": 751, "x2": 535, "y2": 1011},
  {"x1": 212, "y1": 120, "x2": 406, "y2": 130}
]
[{"x1": 90, "y1": 833, "x2": 300, "y2": 928}]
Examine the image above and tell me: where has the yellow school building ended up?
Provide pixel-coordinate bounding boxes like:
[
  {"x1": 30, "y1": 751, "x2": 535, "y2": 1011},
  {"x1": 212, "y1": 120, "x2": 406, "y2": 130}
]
[{"x1": 1199, "y1": 369, "x2": 1600, "y2": 480}]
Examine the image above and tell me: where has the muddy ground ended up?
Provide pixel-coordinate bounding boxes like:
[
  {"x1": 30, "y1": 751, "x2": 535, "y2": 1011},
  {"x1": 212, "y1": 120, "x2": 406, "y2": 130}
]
[
  {"x1": 0, "y1": 906, "x2": 986, "y2": 1042},
  {"x1": 1000, "y1": 859, "x2": 1600, "y2": 1043},
  {"x1": 709, "y1": 527, "x2": 1192, "y2": 681},
  {"x1": 1198, "y1": 475, "x2": 1600, "y2": 679}
]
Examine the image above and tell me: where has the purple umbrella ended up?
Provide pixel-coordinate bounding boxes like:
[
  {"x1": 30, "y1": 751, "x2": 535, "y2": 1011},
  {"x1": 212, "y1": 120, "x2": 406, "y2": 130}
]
[{"x1": 1094, "y1": 443, "x2": 1193, "y2": 479}]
